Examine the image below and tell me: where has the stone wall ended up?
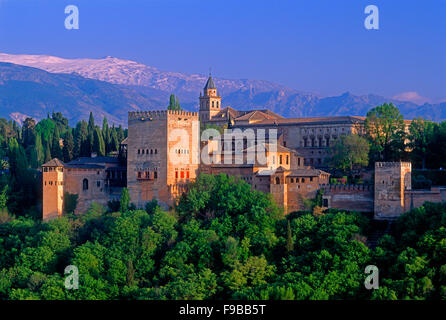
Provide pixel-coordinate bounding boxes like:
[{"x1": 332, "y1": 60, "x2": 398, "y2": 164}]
[
  {"x1": 322, "y1": 184, "x2": 374, "y2": 213},
  {"x1": 404, "y1": 187, "x2": 446, "y2": 211},
  {"x1": 63, "y1": 168, "x2": 110, "y2": 214}
]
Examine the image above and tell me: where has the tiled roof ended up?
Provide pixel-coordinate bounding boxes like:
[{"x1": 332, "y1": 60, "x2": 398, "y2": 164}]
[
  {"x1": 42, "y1": 158, "x2": 65, "y2": 167},
  {"x1": 256, "y1": 167, "x2": 330, "y2": 177},
  {"x1": 245, "y1": 143, "x2": 296, "y2": 154},
  {"x1": 233, "y1": 116, "x2": 366, "y2": 127},
  {"x1": 204, "y1": 76, "x2": 216, "y2": 90},
  {"x1": 235, "y1": 110, "x2": 284, "y2": 121},
  {"x1": 287, "y1": 168, "x2": 330, "y2": 177},
  {"x1": 67, "y1": 156, "x2": 119, "y2": 165},
  {"x1": 64, "y1": 164, "x2": 105, "y2": 169}
]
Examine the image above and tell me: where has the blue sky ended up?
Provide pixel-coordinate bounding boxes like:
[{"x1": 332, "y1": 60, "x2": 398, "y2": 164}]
[{"x1": 0, "y1": 0, "x2": 445, "y2": 101}]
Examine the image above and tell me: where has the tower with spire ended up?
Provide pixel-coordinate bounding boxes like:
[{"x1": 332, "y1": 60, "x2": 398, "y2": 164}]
[{"x1": 199, "y1": 73, "x2": 222, "y2": 122}]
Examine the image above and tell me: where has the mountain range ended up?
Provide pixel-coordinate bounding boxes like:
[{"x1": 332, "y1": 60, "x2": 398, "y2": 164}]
[{"x1": 0, "y1": 53, "x2": 444, "y2": 126}]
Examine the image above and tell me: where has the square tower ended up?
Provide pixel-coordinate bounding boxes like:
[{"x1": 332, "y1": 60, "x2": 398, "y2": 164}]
[
  {"x1": 374, "y1": 162, "x2": 412, "y2": 219},
  {"x1": 127, "y1": 110, "x2": 200, "y2": 209},
  {"x1": 42, "y1": 158, "x2": 65, "y2": 221}
]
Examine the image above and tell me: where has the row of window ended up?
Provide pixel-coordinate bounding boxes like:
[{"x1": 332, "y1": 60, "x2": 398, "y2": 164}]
[
  {"x1": 44, "y1": 180, "x2": 63, "y2": 186},
  {"x1": 107, "y1": 171, "x2": 126, "y2": 179},
  {"x1": 175, "y1": 170, "x2": 190, "y2": 179},
  {"x1": 302, "y1": 127, "x2": 346, "y2": 134},
  {"x1": 137, "y1": 171, "x2": 158, "y2": 180},
  {"x1": 175, "y1": 149, "x2": 190, "y2": 154},
  {"x1": 275, "y1": 177, "x2": 314, "y2": 184},
  {"x1": 137, "y1": 148, "x2": 158, "y2": 155},
  {"x1": 302, "y1": 136, "x2": 336, "y2": 147},
  {"x1": 43, "y1": 167, "x2": 63, "y2": 172}
]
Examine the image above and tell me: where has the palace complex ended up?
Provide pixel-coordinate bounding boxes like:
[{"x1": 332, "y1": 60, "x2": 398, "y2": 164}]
[{"x1": 42, "y1": 76, "x2": 446, "y2": 221}]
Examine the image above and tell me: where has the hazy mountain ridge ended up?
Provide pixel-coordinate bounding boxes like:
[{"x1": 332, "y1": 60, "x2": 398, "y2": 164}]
[
  {"x1": 0, "y1": 62, "x2": 165, "y2": 126},
  {"x1": 0, "y1": 53, "x2": 444, "y2": 124}
]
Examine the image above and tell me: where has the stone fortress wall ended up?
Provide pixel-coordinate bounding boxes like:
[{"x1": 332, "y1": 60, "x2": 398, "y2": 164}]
[{"x1": 42, "y1": 76, "x2": 446, "y2": 221}]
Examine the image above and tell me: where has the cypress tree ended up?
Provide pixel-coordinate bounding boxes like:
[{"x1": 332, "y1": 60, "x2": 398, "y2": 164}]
[
  {"x1": 63, "y1": 129, "x2": 74, "y2": 162},
  {"x1": 286, "y1": 220, "x2": 294, "y2": 252},
  {"x1": 51, "y1": 126, "x2": 63, "y2": 159},
  {"x1": 93, "y1": 127, "x2": 106, "y2": 156},
  {"x1": 119, "y1": 188, "x2": 130, "y2": 213},
  {"x1": 88, "y1": 112, "x2": 95, "y2": 133},
  {"x1": 44, "y1": 140, "x2": 52, "y2": 163},
  {"x1": 35, "y1": 134, "x2": 44, "y2": 166}
]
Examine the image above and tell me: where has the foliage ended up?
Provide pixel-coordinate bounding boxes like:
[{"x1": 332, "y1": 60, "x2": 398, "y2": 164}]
[
  {"x1": 327, "y1": 134, "x2": 370, "y2": 171},
  {"x1": 0, "y1": 173, "x2": 445, "y2": 300},
  {"x1": 168, "y1": 94, "x2": 182, "y2": 111},
  {"x1": 365, "y1": 103, "x2": 406, "y2": 162}
]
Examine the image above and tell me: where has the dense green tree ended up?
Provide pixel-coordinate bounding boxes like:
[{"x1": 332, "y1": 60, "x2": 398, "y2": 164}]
[
  {"x1": 44, "y1": 140, "x2": 52, "y2": 163},
  {"x1": 51, "y1": 112, "x2": 69, "y2": 136},
  {"x1": 51, "y1": 127, "x2": 63, "y2": 159},
  {"x1": 327, "y1": 134, "x2": 370, "y2": 171},
  {"x1": 62, "y1": 129, "x2": 74, "y2": 163},
  {"x1": 93, "y1": 128, "x2": 106, "y2": 156},
  {"x1": 34, "y1": 134, "x2": 44, "y2": 167},
  {"x1": 365, "y1": 103, "x2": 406, "y2": 162},
  {"x1": 119, "y1": 188, "x2": 130, "y2": 213},
  {"x1": 21, "y1": 118, "x2": 36, "y2": 149}
]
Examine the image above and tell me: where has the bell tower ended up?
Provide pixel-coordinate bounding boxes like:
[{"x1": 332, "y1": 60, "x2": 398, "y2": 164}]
[{"x1": 199, "y1": 74, "x2": 221, "y2": 122}]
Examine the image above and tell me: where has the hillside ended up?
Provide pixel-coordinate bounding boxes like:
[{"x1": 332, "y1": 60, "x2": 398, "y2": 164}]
[
  {"x1": 0, "y1": 53, "x2": 444, "y2": 123},
  {"x1": 0, "y1": 62, "x2": 166, "y2": 126}
]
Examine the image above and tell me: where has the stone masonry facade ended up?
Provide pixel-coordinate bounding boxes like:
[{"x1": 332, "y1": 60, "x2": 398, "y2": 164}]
[{"x1": 42, "y1": 76, "x2": 446, "y2": 220}]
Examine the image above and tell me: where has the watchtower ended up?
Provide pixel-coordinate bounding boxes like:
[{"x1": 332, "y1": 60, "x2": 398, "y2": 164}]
[
  {"x1": 42, "y1": 158, "x2": 65, "y2": 221},
  {"x1": 374, "y1": 162, "x2": 411, "y2": 219}
]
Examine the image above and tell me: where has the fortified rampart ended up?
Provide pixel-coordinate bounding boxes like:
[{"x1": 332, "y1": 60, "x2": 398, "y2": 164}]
[{"x1": 321, "y1": 184, "x2": 374, "y2": 213}]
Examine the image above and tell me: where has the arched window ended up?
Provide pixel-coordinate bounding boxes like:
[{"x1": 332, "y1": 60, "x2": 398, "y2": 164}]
[
  {"x1": 212, "y1": 101, "x2": 215, "y2": 108},
  {"x1": 275, "y1": 177, "x2": 280, "y2": 185},
  {"x1": 279, "y1": 155, "x2": 283, "y2": 165},
  {"x1": 83, "y1": 179, "x2": 89, "y2": 191}
]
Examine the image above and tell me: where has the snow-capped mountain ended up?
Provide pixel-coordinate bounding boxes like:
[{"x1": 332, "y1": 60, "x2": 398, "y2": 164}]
[{"x1": 0, "y1": 52, "x2": 444, "y2": 124}]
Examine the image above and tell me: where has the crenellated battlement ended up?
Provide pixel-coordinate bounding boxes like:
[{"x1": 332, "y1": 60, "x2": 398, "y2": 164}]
[
  {"x1": 321, "y1": 184, "x2": 373, "y2": 192},
  {"x1": 129, "y1": 110, "x2": 198, "y2": 121},
  {"x1": 375, "y1": 162, "x2": 411, "y2": 168}
]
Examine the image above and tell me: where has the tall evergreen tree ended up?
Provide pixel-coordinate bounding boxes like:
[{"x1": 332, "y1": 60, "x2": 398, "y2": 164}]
[
  {"x1": 35, "y1": 134, "x2": 44, "y2": 166},
  {"x1": 93, "y1": 127, "x2": 106, "y2": 156},
  {"x1": 119, "y1": 188, "x2": 130, "y2": 213},
  {"x1": 117, "y1": 125, "x2": 125, "y2": 145},
  {"x1": 75, "y1": 121, "x2": 89, "y2": 157},
  {"x1": 51, "y1": 127, "x2": 63, "y2": 159},
  {"x1": 286, "y1": 220, "x2": 294, "y2": 252},
  {"x1": 44, "y1": 140, "x2": 52, "y2": 163},
  {"x1": 168, "y1": 94, "x2": 182, "y2": 111},
  {"x1": 110, "y1": 129, "x2": 119, "y2": 152},
  {"x1": 88, "y1": 112, "x2": 95, "y2": 133},
  {"x1": 102, "y1": 117, "x2": 111, "y2": 153},
  {"x1": 22, "y1": 118, "x2": 36, "y2": 149},
  {"x1": 63, "y1": 129, "x2": 74, "y2": 162}
]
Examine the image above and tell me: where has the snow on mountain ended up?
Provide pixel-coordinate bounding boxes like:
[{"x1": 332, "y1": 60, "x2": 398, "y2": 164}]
[{"x1": 0, "y1": 52, "x2": 443, "y2": 122}]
